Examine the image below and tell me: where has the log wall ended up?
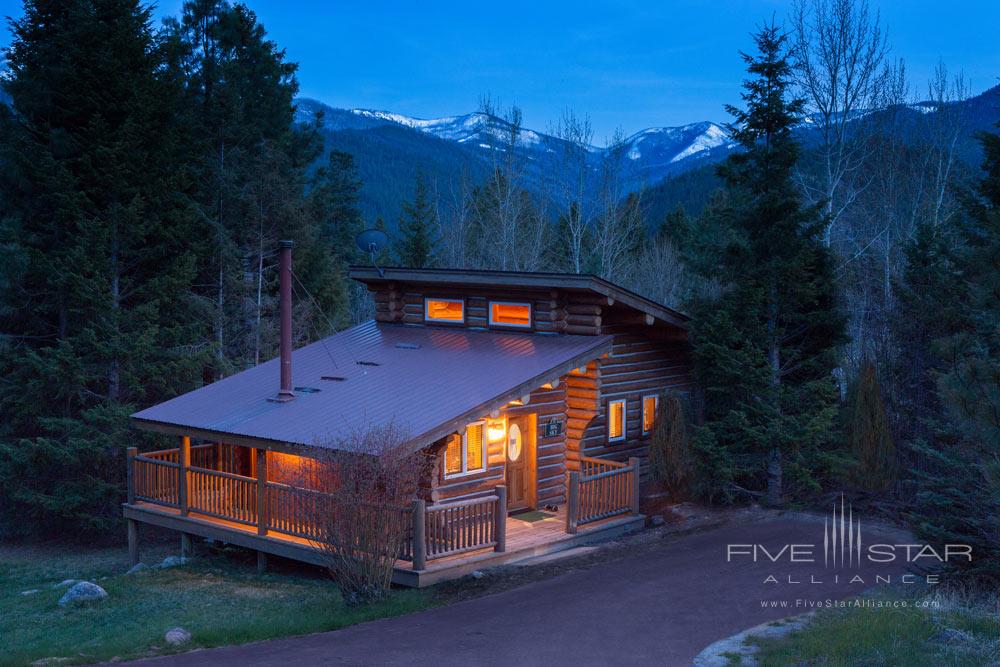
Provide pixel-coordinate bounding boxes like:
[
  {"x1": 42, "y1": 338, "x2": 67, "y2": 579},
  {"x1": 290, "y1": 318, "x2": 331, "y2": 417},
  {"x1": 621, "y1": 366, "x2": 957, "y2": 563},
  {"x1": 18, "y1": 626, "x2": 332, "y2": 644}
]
[{"x1": 381, "y1": 280, "x2": 691, "y2": 507}]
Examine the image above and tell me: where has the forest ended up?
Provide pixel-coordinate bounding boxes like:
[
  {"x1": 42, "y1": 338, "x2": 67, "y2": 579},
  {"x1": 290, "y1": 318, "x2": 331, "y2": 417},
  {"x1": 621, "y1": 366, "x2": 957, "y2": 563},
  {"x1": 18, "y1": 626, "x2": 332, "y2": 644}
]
[{"x1": 0, "y1": 0, "x2": 997, "y2": 584}]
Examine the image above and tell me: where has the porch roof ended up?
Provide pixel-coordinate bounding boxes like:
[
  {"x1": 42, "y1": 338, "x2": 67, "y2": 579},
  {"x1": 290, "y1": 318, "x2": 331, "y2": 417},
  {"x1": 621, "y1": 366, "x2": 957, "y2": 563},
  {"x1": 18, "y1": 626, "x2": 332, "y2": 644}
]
[{"x1": 132, "y1": 321, "x2": 612, "y2": 454}]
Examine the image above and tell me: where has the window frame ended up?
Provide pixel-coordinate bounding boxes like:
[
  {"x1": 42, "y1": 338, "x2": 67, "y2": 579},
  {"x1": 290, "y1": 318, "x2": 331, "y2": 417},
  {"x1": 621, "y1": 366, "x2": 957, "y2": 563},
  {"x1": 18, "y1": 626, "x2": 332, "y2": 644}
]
[
  {"x1": 488, "y1": 300, "x2": 533, "y2": 329},
  {"x1": 443, "y1": 420, "x2": 488, "y2": 479},
  {"x1": 608, "y1": 398, "x2": 627, "y2": 442},
  {"x1": 424, "y1": 297, "x2": 466, "y2": 324},
  {"x1": 641, "y1": 394, "x2": 659, "y2": 436}
]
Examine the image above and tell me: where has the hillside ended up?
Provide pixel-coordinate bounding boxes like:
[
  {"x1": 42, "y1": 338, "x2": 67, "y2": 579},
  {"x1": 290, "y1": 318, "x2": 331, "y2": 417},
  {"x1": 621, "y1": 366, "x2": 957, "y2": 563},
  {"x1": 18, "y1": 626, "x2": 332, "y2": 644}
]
[{"x1": 295, "y1": 98, "x2": 736, "y2": 226}]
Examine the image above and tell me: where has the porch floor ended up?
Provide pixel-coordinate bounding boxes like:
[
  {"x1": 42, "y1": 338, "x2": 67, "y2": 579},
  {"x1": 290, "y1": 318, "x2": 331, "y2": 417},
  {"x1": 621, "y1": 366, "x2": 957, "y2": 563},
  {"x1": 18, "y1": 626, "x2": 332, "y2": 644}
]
[{"x1": 123, "y1": 502, "x2": 644, "y2": 587}]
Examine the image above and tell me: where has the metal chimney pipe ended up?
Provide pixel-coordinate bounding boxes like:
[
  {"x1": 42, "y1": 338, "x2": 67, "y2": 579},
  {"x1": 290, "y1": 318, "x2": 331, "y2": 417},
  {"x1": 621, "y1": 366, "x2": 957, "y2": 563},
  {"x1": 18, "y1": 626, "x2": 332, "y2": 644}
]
[{"x1": 275, "y1": 240, "x2": 295, "y2": 402}]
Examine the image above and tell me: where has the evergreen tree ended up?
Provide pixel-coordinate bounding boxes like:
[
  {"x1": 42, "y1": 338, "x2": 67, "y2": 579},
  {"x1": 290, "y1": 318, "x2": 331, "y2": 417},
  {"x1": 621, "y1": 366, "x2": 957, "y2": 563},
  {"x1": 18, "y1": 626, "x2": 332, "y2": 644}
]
[
  {"x1": 907, "y1": 122, "x2": 1000, "y2": 582},
  {"x1": 395, "y1": 172, "x2": 439, "y2": 268},
  {"x1": 843, "y1": 361, "x2": 896, "y2": 492},
  {"x1": 0, "y1": 0, "x2": 207, "y2": 535},
  {"x1": 890, "y1": 222, "x2": 969, "y2": 450},
  {"x1": 685, "y1": 23, "x2": 845, "y2": 505},
  {"x1": 164, "y1": 0, "x2": 347, "y2": 370}
]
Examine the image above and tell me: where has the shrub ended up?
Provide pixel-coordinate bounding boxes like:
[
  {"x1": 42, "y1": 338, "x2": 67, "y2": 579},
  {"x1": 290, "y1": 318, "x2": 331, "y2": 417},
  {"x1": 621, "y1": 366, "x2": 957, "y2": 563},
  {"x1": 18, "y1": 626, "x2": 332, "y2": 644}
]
[
  {"x1": 843, "y1": 362, "x2": 896, "y2": 493},
  {"x1": 649, "y1": 392, "x2": 696, "y2": 500},
  {"x1": 299, "y1": 424, "x2": 432, "y2": 604}
]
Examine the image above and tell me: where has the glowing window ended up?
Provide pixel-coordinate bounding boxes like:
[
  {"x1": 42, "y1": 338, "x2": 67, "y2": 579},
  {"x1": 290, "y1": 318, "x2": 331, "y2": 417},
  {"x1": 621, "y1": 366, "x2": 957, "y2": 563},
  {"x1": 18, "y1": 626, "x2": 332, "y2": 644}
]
[
  {"x1": 444, "y1": 422, "x2": 487, "y2": 478},
  {"x1": 608, "y1": 399, "x2": 626, "y2": 442},
  {"x1": 444, "y1": 436, "x2": 463, "y2": 476},
  {"x1": 642, "y1": 395, "x2": 659, "y2": 435},
  {"x1": 425, "y1": 298, "x2": 464, "y2": 323},
  {"x1": 489, "y1": 301, "x2": 532, "y2": 328}
]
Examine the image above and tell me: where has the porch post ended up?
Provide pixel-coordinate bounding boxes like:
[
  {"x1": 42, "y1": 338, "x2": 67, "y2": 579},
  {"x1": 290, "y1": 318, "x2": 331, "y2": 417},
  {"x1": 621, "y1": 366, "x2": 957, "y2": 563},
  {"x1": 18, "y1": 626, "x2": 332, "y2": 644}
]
[
  {"x1": 256, "y1": 449, "x2": 268, "y2": 536},
  {"x1": 127, "y1": 519, "x2": 139, "y2": 566},
  {"x1": 180, "y1": 532, "x2": 193, "y2": 559},
  {"x1": 629, "y1": 457, "x2": 641, "y2": 516},
  {"x1": 412, "y1": 499, "x2": 426, "y2": 571},
  {"x1": 494, "y1": 485, "x2": 507, "y2": 553},
  {"x1": 126, "y1": 446, "x2": 137, "y2": 505},
  {"x1": 566, "y1": 471, "x2": 580, "y2": 534},
  {"x1": 179, "y1": 436, "x2": 190, "y2": 516}
]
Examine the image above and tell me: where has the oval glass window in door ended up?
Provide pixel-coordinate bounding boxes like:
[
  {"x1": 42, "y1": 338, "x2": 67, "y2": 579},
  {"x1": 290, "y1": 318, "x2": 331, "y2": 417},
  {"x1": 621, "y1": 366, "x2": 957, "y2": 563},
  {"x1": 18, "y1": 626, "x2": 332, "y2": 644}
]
[{"x1": 507, "y1": 424, "x2": 522, "y2": 461}]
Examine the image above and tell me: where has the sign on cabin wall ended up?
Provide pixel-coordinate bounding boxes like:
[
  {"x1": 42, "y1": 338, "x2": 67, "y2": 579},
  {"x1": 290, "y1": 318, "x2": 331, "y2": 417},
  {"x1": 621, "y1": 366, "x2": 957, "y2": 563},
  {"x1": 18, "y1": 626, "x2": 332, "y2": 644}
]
[{"x1": 544, "y1": 419, "x2": 563, "y2": 438}]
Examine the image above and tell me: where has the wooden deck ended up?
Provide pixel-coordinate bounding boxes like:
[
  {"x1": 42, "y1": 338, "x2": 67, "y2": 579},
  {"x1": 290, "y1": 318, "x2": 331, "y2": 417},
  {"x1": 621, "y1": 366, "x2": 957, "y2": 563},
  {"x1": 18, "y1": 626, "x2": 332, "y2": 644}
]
[{"x1": 123, "y1": 501, "x2": 644, "y2": 587}]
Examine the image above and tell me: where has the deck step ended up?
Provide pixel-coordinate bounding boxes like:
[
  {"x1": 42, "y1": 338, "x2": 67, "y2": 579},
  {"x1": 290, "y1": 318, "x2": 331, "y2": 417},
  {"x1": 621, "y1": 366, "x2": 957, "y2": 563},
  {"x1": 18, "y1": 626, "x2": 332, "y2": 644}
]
[{"x1": 509, "y1": 545, "x2": 598, "y2": 566}]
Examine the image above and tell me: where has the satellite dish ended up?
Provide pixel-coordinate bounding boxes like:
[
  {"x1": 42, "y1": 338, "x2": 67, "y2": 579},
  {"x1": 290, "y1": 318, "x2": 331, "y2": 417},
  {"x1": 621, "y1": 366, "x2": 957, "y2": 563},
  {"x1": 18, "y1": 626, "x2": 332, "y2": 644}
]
[
  {"x1": 355, "y1": 228, "x2": 389, "y2": 277},
  {"x1": 355, "y1": 228, "x2": 389, "y2": 255}
]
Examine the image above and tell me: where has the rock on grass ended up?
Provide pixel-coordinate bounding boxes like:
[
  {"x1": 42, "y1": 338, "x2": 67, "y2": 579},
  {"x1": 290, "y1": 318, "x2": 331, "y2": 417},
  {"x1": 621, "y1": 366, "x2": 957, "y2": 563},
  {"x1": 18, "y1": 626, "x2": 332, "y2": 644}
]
[
  {"x1": 57, "y1": 581, "x2": 108, "y2": 607},
  {"x1": 165, "y1": 627, "x2": 192, "y2": 645}
]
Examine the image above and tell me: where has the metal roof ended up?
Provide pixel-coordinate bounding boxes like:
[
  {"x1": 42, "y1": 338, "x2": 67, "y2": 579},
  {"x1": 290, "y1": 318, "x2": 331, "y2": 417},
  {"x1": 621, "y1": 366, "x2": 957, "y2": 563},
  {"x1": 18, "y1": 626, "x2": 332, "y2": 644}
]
[
  {"x1": 348, "y1": 266, "x2": 690, "y2": 329},
  {"x1": 132, "y1": 321, "x2": 612, "y2": 454}
]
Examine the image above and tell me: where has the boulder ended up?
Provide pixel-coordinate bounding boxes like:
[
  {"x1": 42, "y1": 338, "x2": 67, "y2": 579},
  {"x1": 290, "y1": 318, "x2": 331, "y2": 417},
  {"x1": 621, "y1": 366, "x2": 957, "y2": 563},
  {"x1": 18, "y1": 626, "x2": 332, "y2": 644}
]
[
  {"x1": 164, "y1": 627, "x2": 192, "y2": 646},
  {"x1": 126, "y1": 562, "x2": 149, "y2": 575},
  {"x1": 51, "y1": 579, "x2": 78, "y2": 589},
  {"x1": 57, "y1": 581, "x2": 108, "y2": 607},
  {"x1": 930, "y1": 628, "x2": 973, "y2": 645},
  {"x1": 471, "y1": 570, "x2": 485, "y2": 579},
  {"x1": 159, "y1": 556, "x2": 190, "y2": 569}
]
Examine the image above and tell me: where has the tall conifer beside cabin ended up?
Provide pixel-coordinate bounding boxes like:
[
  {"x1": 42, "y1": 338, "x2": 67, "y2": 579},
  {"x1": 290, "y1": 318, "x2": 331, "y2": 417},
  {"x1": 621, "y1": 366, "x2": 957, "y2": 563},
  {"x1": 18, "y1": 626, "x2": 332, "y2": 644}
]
[{"x1": 125, "y1": 246, "x2": 692, "y2": 586}]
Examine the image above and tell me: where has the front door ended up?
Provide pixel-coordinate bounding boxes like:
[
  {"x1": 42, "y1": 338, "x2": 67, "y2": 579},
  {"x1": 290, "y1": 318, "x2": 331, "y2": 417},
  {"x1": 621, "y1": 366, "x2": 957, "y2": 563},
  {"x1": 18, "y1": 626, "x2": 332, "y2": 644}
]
[{"x1": 505, "y1": 415, "x2": 534, "y2": 511}]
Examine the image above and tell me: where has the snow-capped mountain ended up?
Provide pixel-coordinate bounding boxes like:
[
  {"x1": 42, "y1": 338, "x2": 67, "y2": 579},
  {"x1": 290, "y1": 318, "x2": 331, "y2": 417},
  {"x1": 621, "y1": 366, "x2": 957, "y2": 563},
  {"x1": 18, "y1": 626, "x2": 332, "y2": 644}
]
[
  {"x1": 621, "y1": 121, "x2": 732, "y2": 168},
  {"x1": 294, "y1": 96, "x2": 738, "y2": 225},
  {"x1": 295, "y1": 98, "x2": 736, "y2": 183}
]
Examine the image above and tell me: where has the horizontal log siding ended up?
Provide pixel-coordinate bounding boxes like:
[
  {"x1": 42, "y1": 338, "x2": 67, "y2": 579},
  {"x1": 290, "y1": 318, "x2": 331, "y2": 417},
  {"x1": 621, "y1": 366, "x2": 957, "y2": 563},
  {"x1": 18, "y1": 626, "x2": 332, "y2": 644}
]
[
  {"x1": 369, "y1": 284, "x2": 630, "y2": 335},
  {"x1": 583, "y1": 333, "x2": 692, "y2": 469},
  {"x1": 564, "y1": 361, "x2": 600, "y2": 474}
]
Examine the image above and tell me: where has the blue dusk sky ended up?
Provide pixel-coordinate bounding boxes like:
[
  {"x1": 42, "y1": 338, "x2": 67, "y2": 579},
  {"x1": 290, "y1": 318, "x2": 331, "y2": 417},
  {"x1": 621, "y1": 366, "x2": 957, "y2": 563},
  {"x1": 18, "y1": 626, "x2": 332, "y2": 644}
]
[{"x1": 3, "y1": 0, "x2": 999, "y2": 138}]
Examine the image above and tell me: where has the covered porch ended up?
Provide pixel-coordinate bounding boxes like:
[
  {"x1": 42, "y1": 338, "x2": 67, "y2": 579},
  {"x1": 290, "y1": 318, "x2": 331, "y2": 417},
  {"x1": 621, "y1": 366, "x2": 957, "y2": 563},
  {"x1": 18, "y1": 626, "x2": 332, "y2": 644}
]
[{"x1": 123, "y1": 442, "x2": 643, "y2": 587}]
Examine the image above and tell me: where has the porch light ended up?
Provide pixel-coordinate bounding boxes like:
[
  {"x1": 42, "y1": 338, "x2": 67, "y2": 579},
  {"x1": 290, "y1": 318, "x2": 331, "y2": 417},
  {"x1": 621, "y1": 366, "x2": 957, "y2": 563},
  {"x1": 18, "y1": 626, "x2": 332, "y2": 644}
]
[{"x1": 488, "y1": 424, "x2": 507, "y2": 442}]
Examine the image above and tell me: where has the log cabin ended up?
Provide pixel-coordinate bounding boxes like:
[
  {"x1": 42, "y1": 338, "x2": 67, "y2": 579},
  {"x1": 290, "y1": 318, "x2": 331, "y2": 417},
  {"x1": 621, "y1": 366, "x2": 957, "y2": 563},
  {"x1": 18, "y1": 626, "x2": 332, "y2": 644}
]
[{"x1": 124, "y1": 243, "x2": 692, "y2": 586}]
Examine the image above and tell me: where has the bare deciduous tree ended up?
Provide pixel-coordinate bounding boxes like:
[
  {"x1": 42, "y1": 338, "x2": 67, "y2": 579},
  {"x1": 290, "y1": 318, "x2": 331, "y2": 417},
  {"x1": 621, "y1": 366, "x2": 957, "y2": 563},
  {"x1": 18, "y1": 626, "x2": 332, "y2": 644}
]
[
  {"x1": 593, "y1": 129, "x2": 643, "y2": 282},
  {"x1": 551, "y1": 109, "x2": 596, "y2": 273},
  {"x1": 792, "y1": 0, "x2": 890, "y2": 246},
  {"x1": 466, "y1": 96, "x2": 548, "y2": 271}
]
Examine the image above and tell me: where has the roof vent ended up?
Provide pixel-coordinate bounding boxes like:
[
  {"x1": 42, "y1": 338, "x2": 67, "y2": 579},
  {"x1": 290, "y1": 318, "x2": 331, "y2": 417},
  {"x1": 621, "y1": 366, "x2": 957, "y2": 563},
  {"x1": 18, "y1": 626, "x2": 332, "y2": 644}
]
[
  {"x1": 321, "y1": 375, "x2": 347, "y2": 382},
  {"x1": 395, "y1": 342, "x2": 420, "y2": 350},
  {"x1": 294, "y1": 386, "x2": 322, "y2": 394},
  {"x1": 356, "y1": 360, "x2": 381, "y2": 367}
]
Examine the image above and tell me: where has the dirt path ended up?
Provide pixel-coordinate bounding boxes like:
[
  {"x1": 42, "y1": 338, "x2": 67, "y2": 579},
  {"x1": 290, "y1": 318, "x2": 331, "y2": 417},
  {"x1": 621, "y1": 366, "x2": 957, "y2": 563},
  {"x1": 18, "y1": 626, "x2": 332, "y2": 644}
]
[{"x1": 123, "y1": 516, "x2": 913, "y2": 666}]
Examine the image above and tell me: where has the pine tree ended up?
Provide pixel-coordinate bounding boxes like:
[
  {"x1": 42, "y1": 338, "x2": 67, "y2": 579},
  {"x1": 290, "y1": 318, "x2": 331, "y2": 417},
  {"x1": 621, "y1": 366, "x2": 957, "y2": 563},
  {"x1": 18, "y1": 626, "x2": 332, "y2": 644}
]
[
  {"x1": 685, "y1": 23, "x2": 845, "y2": 505},
  {"x1": 0, "y1": 0, "x2": 208, "y2": 535},
  {"x1": 164, "y1": 0, "x2": 347, "y2": 370},
  {"x1": 907, "y1": 122, "x2": 1000, "y2": 582},
  {"x1": 843, "y1": 362, "x2": 896, "y2": 492},
  {"x1": 396, "y1": 172, "x2": 439, "y2": 268}
]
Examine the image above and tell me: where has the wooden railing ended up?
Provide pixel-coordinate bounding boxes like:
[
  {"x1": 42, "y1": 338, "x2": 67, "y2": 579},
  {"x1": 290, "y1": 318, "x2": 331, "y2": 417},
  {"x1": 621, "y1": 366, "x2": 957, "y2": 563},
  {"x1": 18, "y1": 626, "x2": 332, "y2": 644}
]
[
  {"x1": 566, "y1": 457, "x2": 640, "y2": 533},
  {"x1": 188, "y1": 467, "x2": 258, "y2": 526},
  {"x1": 131, "y1": 455, "x2": 180, "y2": 508},
  {"x1": 408, "y1": 486, "x2": 507, "y2": 570},
  {"x1": 126, "y1": 445, "x2": 510, "y2": 571},
  {"x1": 265, "y1": 482, "x2": 334, "y2": 541}
]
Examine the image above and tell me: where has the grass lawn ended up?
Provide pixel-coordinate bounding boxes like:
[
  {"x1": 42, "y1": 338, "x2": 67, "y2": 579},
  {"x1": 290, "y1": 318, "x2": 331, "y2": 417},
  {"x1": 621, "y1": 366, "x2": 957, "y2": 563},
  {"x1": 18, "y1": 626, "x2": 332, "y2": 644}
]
[
  {"x1": 750, "y1": 589, "x2": 1000, "y2": 666},
  {"x1": 0, "y1": 539, "x2": 430, "y2": 666}
]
